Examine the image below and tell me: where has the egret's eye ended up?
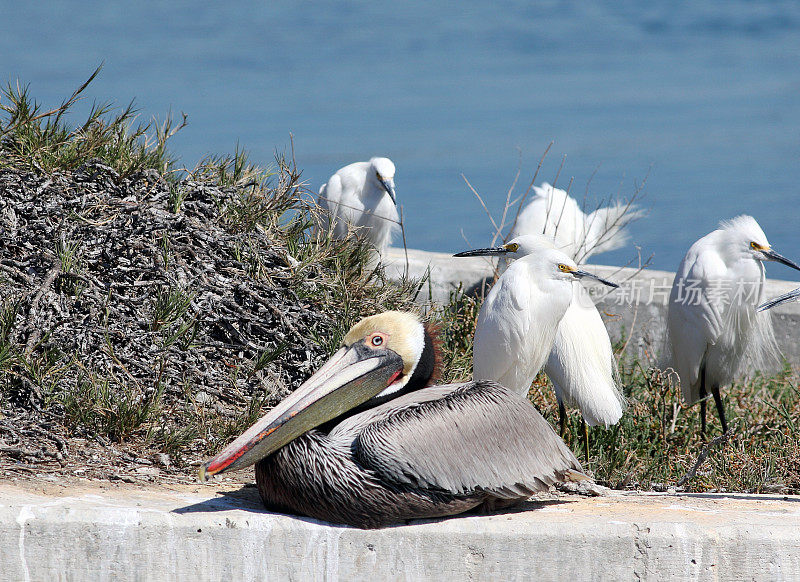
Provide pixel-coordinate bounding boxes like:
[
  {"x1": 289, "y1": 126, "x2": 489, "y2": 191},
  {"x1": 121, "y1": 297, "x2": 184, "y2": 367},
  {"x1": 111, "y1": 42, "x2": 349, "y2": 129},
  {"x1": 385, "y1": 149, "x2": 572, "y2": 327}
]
[
  {"x1": 376, "y1": 171, "x2": 382, "y2": 180},
  {"x1": 505, "y1": 243, "x2": 520, "y2": 252},
  {"x1": 558, "y1": 263, "x2": 570, "y2": 272},
  {"x1": 371, "y1": 335, "x2": 384, "y2": 347},
  {"x1": 750, "y1": 241, "x2": 760, "y2": 250}
]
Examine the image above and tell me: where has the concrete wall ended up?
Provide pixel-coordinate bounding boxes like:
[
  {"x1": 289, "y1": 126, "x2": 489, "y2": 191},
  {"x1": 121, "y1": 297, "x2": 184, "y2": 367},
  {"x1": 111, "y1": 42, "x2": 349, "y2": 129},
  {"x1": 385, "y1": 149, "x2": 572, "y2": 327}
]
[
  {"x1": 384, "y1": 248, "x2": 800, "y2": 368},
  {"x1": 2, "y1": 483, "x2": 799, "y2": 582}
]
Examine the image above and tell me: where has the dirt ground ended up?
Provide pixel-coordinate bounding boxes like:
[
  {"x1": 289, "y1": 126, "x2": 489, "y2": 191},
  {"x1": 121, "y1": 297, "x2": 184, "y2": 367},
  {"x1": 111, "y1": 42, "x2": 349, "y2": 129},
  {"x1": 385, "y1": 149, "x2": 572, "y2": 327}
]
[
  {"x1": 0, "y1": 426, "x2": 239, "y2": 489},
  {"x1": 0, "y1": 433, "x2": 252, "y2": 493}
]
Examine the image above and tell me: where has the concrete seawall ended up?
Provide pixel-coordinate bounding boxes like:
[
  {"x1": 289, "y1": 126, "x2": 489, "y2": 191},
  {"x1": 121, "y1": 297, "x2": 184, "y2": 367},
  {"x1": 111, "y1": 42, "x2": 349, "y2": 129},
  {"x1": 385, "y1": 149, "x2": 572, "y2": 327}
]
[
  {"x1": 384, "y1": 248, "x2": 800, "y2": 367},
  {"x1": 2, "y1": 482, "x2": 799, "y2": 581}
]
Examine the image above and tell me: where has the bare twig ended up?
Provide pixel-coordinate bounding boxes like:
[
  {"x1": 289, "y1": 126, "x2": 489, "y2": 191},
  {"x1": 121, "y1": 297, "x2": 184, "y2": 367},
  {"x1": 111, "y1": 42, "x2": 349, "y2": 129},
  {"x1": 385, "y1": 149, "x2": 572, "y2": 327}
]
[
  {"x1": 676, "y1": 430, "x2": 734, "y2": 488},
  {"x1": 24, "y1": 263, "x2": 61, "y2": 355},
  {"x1": 493, "y1": 148, "x2": 524, "y2": 245},
  {"x1": 461, "y1": 173, "x2": 500, "y2": 235},
  {"x1": 399, "y1": 205, "x2": 410, "y2": 278},
  {"x1": 509, "y1": 141, "x2": 553, "y2": 226},
  {"x1": 315, "y1": 194, "x2": 402, "y2": 226}
]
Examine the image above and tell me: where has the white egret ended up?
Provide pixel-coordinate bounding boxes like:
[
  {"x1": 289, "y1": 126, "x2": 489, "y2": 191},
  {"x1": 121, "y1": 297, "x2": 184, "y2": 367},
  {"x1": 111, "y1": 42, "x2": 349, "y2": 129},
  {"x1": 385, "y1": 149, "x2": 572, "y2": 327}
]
[
  {"x1": 510, "y1": 182, "x2": 644, "y2": 262},
  {"x1": 666, "y1": 215, "x2": 800, "y2": 434},
  {"x1": 456, "y1": 235, "x2": 624, "y2": 459},
  {"x1": 758, "y1": 288, "x2": 800, "y2": 312},
  {"x1": 316, "y1": 157, "x2": 399, "y2": 256}
]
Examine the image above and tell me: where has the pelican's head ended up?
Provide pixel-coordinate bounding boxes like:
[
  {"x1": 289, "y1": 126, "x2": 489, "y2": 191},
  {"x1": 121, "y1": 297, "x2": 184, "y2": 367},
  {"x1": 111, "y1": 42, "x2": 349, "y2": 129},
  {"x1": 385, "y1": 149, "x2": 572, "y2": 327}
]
[
  {"x1": 199, "y1": 311, "x2": 433, "y2": 481},
  {"x1": 344, "y1": 311, "x2": 429, "y2": 399},
  {"x1": 369, "y1": 157, "x2": 397, "y2": 205},
  {"x1": 722, "y1": 215, "x2": 800, "y2": 272}
]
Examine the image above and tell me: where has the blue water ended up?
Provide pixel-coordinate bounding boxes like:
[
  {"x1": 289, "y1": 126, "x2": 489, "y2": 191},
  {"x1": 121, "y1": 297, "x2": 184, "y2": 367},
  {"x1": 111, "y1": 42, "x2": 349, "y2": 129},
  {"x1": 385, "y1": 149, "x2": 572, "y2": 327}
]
[{"x1": 3, "y1": 1, "x2": 800, "y2": 277}]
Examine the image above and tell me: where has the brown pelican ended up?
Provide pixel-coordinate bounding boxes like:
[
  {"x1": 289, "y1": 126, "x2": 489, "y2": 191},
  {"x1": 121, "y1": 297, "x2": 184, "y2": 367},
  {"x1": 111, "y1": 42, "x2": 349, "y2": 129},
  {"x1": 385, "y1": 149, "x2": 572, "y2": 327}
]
[{"x1": 200, "y1": 311, "x2": 585, "y2": 529}]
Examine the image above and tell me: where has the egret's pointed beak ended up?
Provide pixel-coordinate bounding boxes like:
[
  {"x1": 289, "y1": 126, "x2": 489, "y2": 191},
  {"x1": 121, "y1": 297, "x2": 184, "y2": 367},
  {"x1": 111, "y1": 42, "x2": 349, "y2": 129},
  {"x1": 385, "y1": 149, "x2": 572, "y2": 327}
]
[
  {"x1": 380, "y1": 179, "x2": 397, "y2": 205},
  {"x1": 199, "y1": 342, "x2": 404, "y2": 481},
  {"x1": 453, "y1": 246, "x2": 510, "y2": 258},
  {"x1": 758, "y1": 287, "x2": 800, "y2": 312},
  {"x1": 762, "y1": 249, "x2": 800, "y2": 272},
  {"x1": 572, "y1": 269, "x2": 619, "y2": 288}
]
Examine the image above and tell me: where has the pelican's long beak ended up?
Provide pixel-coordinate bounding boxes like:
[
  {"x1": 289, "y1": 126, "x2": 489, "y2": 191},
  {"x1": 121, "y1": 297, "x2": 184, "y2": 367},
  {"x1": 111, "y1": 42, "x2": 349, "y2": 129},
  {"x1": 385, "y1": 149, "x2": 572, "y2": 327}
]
[
  {"x1": 572, "y1": 269, "x2": 619, "y2": 288},
  {"x1": 453, "y1": 246, "x2": 509, "y2": 257},
  {"x1": 758, "y1": 287, "x2": 800, "y2": 312},
  {"x1": 762, "y1": 248, "x2": 800, "y2": 272},
  {"x1": 380, "y1": 178, "x2": 397, "y2": 205},
  {"x1": 199, "y1": 342, "x2": 404, "y2": 481}
]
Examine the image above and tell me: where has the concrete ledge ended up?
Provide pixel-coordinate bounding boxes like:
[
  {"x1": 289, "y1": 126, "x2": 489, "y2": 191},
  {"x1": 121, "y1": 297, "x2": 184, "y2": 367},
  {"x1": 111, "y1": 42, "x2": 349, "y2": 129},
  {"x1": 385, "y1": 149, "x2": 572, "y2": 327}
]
[
  {"x1": 384, "y1": 248, "x2": 800, "y2": 367},
  {"x1": 1, "y1": 482, "x2": 799, "y2": 581}
]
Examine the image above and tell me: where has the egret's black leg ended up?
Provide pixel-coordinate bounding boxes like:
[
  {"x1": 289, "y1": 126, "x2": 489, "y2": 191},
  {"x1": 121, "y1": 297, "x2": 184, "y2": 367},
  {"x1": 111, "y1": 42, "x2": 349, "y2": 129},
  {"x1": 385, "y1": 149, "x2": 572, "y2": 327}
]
[
  {"x1": 711, "y1": 385, "x2": 728, "y2": 434},
  {"x1": 700, "y1": 400, "x2": 707, "y2": 436},
  {"x1": 559, "y1": 401, "x2": 566, "y2": 439},
  {"x1": 699, "y1": 365, "x2": 707, "y2": 437}
]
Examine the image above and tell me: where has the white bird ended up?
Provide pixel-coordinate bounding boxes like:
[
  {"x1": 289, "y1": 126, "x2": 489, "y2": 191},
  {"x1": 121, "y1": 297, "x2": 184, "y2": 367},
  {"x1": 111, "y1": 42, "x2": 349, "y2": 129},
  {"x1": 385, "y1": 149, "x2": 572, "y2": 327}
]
[
  {"x1": 758, "y1": 287, "x2": 800, "y2": 312},
  {"x1": 456, "y1": 235, "x2": 624, "y2": 459},
  {"x1": 317, "y1": 157, "x2": 399, "y2": 256},
  {"x1": 455, "y1": 237, "x2": 618, "y2": 398},
  {"x1": 666, "y1": 215, "x2": 800, "y2": 434},
  {"x1": 510, "y1": 182, "x2": 644, "y2": 263}
]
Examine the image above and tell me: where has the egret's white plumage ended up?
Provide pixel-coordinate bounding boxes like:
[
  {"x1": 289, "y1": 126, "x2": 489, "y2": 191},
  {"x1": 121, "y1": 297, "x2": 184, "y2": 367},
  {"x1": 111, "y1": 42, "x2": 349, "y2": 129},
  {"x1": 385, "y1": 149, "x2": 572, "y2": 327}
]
[
  {"x1": 666, "y1": 215, "x2": 800, "y2": 432},
  {"x1": 317, "y1": 157, "x2": 399, "y2": 255},
  {"x1": 547, "y1": 284, "x2": 625, "y2": 427},
  {"x1": 456, "y1": 237, "x2": 619, "y2": 405},
  {"x1": 471, "y1": 247, "x2": 572, "y2": 396},
  {"x1": 460, "y1": 235, "x2": 625, "y2": 427},
  {"x1": 510, "y1": 182, "x2": 643, "y2": 262},
  {"x1": 543, "y1": 264, "x2": 625, "y2": 427}
]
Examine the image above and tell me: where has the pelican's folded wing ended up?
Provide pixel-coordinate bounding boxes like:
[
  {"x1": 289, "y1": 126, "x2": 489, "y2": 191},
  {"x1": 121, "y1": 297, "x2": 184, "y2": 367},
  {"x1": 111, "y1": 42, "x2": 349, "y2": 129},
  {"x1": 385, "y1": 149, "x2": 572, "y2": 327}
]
[{"x1": 353, "y1": 381, "x2": 583, "y2": 499}]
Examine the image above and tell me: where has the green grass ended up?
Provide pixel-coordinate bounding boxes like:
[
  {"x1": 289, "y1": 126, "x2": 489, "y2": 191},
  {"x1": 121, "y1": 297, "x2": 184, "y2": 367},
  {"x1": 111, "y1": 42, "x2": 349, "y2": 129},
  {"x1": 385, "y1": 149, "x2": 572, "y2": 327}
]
[
  {"x1": 534, "y1": 354, "x2": 799, "y2": 493},
  {"x1": 0, "y1": 65, "x2": 185, "y2": 179},
  {"x1": 434, "y1": 286, "x2": 481, "y2": 385},
  {"x1": 61, "y1": 369, "x2": 165, "y2": 442}
]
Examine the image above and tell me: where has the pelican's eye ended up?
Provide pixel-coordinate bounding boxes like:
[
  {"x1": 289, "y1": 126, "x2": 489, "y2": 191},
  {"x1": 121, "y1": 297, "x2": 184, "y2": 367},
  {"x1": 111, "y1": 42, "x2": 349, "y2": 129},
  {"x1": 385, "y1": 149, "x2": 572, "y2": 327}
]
[
  {"x1": 558, "y1": 263, "x2": 571, "y2": 272},
  {"x1": 369, "y1": 333, "x2": 386, "y2": 347}
]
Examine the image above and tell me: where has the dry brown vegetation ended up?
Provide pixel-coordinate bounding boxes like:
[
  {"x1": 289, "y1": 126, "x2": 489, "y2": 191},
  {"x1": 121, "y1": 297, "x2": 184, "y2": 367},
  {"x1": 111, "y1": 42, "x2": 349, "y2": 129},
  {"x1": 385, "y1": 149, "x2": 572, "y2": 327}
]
[{"x1": 0, "y1": 71, "x2": 418, "y2": 483}]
